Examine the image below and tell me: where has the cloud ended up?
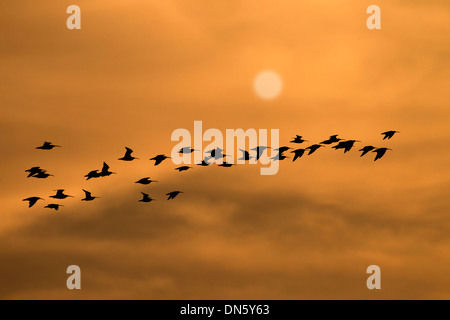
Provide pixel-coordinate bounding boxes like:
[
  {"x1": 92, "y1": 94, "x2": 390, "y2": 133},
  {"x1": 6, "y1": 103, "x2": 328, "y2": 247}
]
[{"x1": 2, "y1": 168, "x2": 450, "y2": 299}]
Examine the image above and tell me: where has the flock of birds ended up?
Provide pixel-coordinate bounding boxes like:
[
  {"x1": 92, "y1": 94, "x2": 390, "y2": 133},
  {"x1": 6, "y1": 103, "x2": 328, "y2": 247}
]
[{"x1": 22, "y1": 131, "x2": 399, "y2": 211}]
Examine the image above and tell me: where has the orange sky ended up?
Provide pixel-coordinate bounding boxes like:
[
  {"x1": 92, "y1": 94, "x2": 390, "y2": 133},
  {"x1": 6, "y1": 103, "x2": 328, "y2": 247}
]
[{"x1": 0, "y1": 0, "x2": 449, "y2": 299}]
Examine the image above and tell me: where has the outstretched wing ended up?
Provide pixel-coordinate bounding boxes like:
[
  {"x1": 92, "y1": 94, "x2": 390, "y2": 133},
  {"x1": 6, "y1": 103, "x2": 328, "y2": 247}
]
[
  {"x1": 101, "y1": 162, "x2": 110, "y2": 174},
  {"x1": 82, "y1": 189, "x2": 92, "y2": 198},
  {"x1": 154, "y1": 157, "x2": 163, "y2": 166},
  {"x1": 125, "y1": 147, "x2": 133, "y2": 157},
  {"x1": 166, "y1": 192, "x2": 175, "y2": 200}
]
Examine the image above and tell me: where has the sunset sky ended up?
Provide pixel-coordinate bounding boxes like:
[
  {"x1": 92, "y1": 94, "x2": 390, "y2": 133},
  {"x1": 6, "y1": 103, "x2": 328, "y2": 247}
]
[{"x1": 0, "y1": 0, "x2": 449, "y2": 299}]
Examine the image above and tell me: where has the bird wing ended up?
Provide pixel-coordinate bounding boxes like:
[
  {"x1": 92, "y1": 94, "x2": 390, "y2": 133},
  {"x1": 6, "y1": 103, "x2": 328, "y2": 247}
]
[
  {"x1": 101, "y1": 162, "x2": 110, "y2": 173},
  {"x1": 154, "y1": 157, "x2": 164, "y2": 165},
  {"x1": 82, "y1": 189, "x2": 91, "y2": 198},
  {"x1": 125, "y1": 147, "x2": 133, "y2": 157}
]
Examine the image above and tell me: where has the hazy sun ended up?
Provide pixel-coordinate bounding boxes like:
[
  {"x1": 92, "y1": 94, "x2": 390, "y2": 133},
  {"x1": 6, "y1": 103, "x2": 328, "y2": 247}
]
[{"x1": 253, "y1": 70, "x2": 283, "y2": 100}]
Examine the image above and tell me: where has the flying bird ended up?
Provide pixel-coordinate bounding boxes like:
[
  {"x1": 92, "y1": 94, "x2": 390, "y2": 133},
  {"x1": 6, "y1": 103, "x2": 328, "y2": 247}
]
[
  {"x1": 238, "y1": 149, "x2": 252, "y2": 161},
  {"x1": 84, "y1": 170, "x2": 101, "y2": 180},
  {"x1": 32, "y1": 171, "x2": 53, "y2": 179},
  {"x1": 22, "y1": 197, "x2": 43, "y2": 208},
  {"x1": 50, "y1": 189, "x2": 74, "y2": 200},
  {"x1": 118, "y1": 147, "x2": 138, "y2": 161},
  {"x1": 218, "y1": 162, "x2": 234, "y2": 167},
  {"x1": 81, "y1": 189, "x2": 99, "y2": 201},
  {"x1": 251, "y1": 146, "x2": 270, "y2": 161},
  {"x1": 196, "y1": 157, "x2": 212, "y2": 166},
  {"x1": 332, "y1": 140, "x2": 360, "y2": 153},
  {"x1": 135, "y1": 177, "x2": 158, "y2": 185},
  {"x1": 178, "y1": 147, "x2": 197, "y2": 154},
  {"x1": 274, "y1": 146, "x2": 291, "y2": 154},
  {"x1": 166, "y1": 191, "x2": 183, "y2": 200},
  {"x1": 149, "y1": 154, "x2": 170, "y2": 166},
  {"x1": 175, "y1": 166, "x2": 192, "y2": 172},
  {"x1": 139, "y1": 192, "x2": 155, "y2": 203},
  {"x1": 291, "y1": 148, "x2": 306, "y2": 162},
  {"x1": 359, "y1": 146, "x2": 376, "y2": 157},
  {"x1": 44, "y1": 204, "x2": 63, "y2": 211},
  {"x1": 381, "y1": 131, "x2": 399, "y2": 140},
  {"x1": 290, "y1": 135, "x2": 308, "y2": 144},
  {"x1": 36, "y1": 141, "x2": 61, "y2": 150},
  {"x1": 270, "y1": 153, "x2": 289, "y2": 161},
  {"x1": 305, "y1": 144, "x2": 324, "y2": 155},
  {"x1": 373, "y1": 147, "x2": 392, "y2": 161},
  {"x1": 100, "y1": 162, "x2": 116, "y2": 177},
  {"x1": 320, "y1": 135, "x2": 341, "y2": 145},
  {"x1": 205, "y1": 147, "x2": 227, "y2": 160},
  {"x1": 25, "y1": 167, "x2": 44, "y2": 178}
]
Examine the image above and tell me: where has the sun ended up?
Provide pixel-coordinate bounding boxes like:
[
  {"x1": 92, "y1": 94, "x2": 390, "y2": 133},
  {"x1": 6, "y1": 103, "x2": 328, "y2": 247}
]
[{"x1": 253, "y1": 70, "x2": 283, "y2": 100}]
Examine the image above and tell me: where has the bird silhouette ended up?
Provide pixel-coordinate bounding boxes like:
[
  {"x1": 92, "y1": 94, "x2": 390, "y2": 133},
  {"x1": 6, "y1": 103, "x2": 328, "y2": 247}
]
[
  {"x1": 135, "y1": 177, "x2": 158, "y2": 185},
  {"x1": 332, "y1": 140, "x2": 360, "y2": 153},
  {"x1": 25, "y1": 167, "x2": 44, "y2": 178},
  {"x1": 291, "y1": 148, "x2": 306, "y2": 161},
  {"x1": 36, "y1": 141, "x2": 61, "y2": 150},
  {"x1": 166, "y1": 191, "x2": 183, "y2": 200},
  {"x1": 149, "y1": 154, "x2": 170, "y2": 166},
  {"x1": 381, "y1": 131, "x2": 399, "y2": 140},
  {"x1": 50, "y1": 189, "x2": 74, "y2": 199},
  {"x1": 320, "y1": 135, "x2": 341, "y2": 145},
  {"x1": 238, "y1": 149, "x2": 252, "y2": 161},
  {"x1": 81, "y1": 189, "x2": 99, "y2": 201},
  {"x1": 23, "y1": 197, "x2": 43, "y2": 208},
  {"x1": 251, "y1": 146, "x2": 270, "y2": 161},
  {"x1": 100, "y1": 162, "x2": 116, "y2": 177},
  {"x1": 359, "y1": 146, "x2": 376, "y2": 157},
  {"x1": 305, "y1": 144, "x2": 324, "y2": 155},
  {"x1": 196, "y1": 157, "x2": 212, "y2": 166},
  {"x1": 44, "y1": 204, "x2": 63, "y2": 211},
  {"x1": 175, "y1": 166, "x2": 192, "y2": 172},
  {"x1": 218, "y1": 162, "x2": 234, "y2": 167},
  {"x1": 290, "y1": 135, "x2": 308, "y2": 144},
  {"x1": 373, "y1": 148, "x2": 392, "y2": 161},
  {"x1": 84, "y1": 170, "x2": 101, "y2": 180},
  {"x1": 139, "y1": 192, "x2": 155, "y2": 202},
  {"x1": 32, "y1": 171, "x2": 53, "y2": 179},
  {"x1": 178, "y1": 147, "x2": 197, "y2": 154},
  {"x1": 118, "y1": 147, "x2": 138, "y2": 161},
  {"x1": 274, "y1": 146, "x2": 291, "y2": 154},
  {"x1": 205, "y1": 147, "x2": 228, "y2": 160},
  {"x1": 270, "y1": 153, "x2": 289, "y2": 161}
]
